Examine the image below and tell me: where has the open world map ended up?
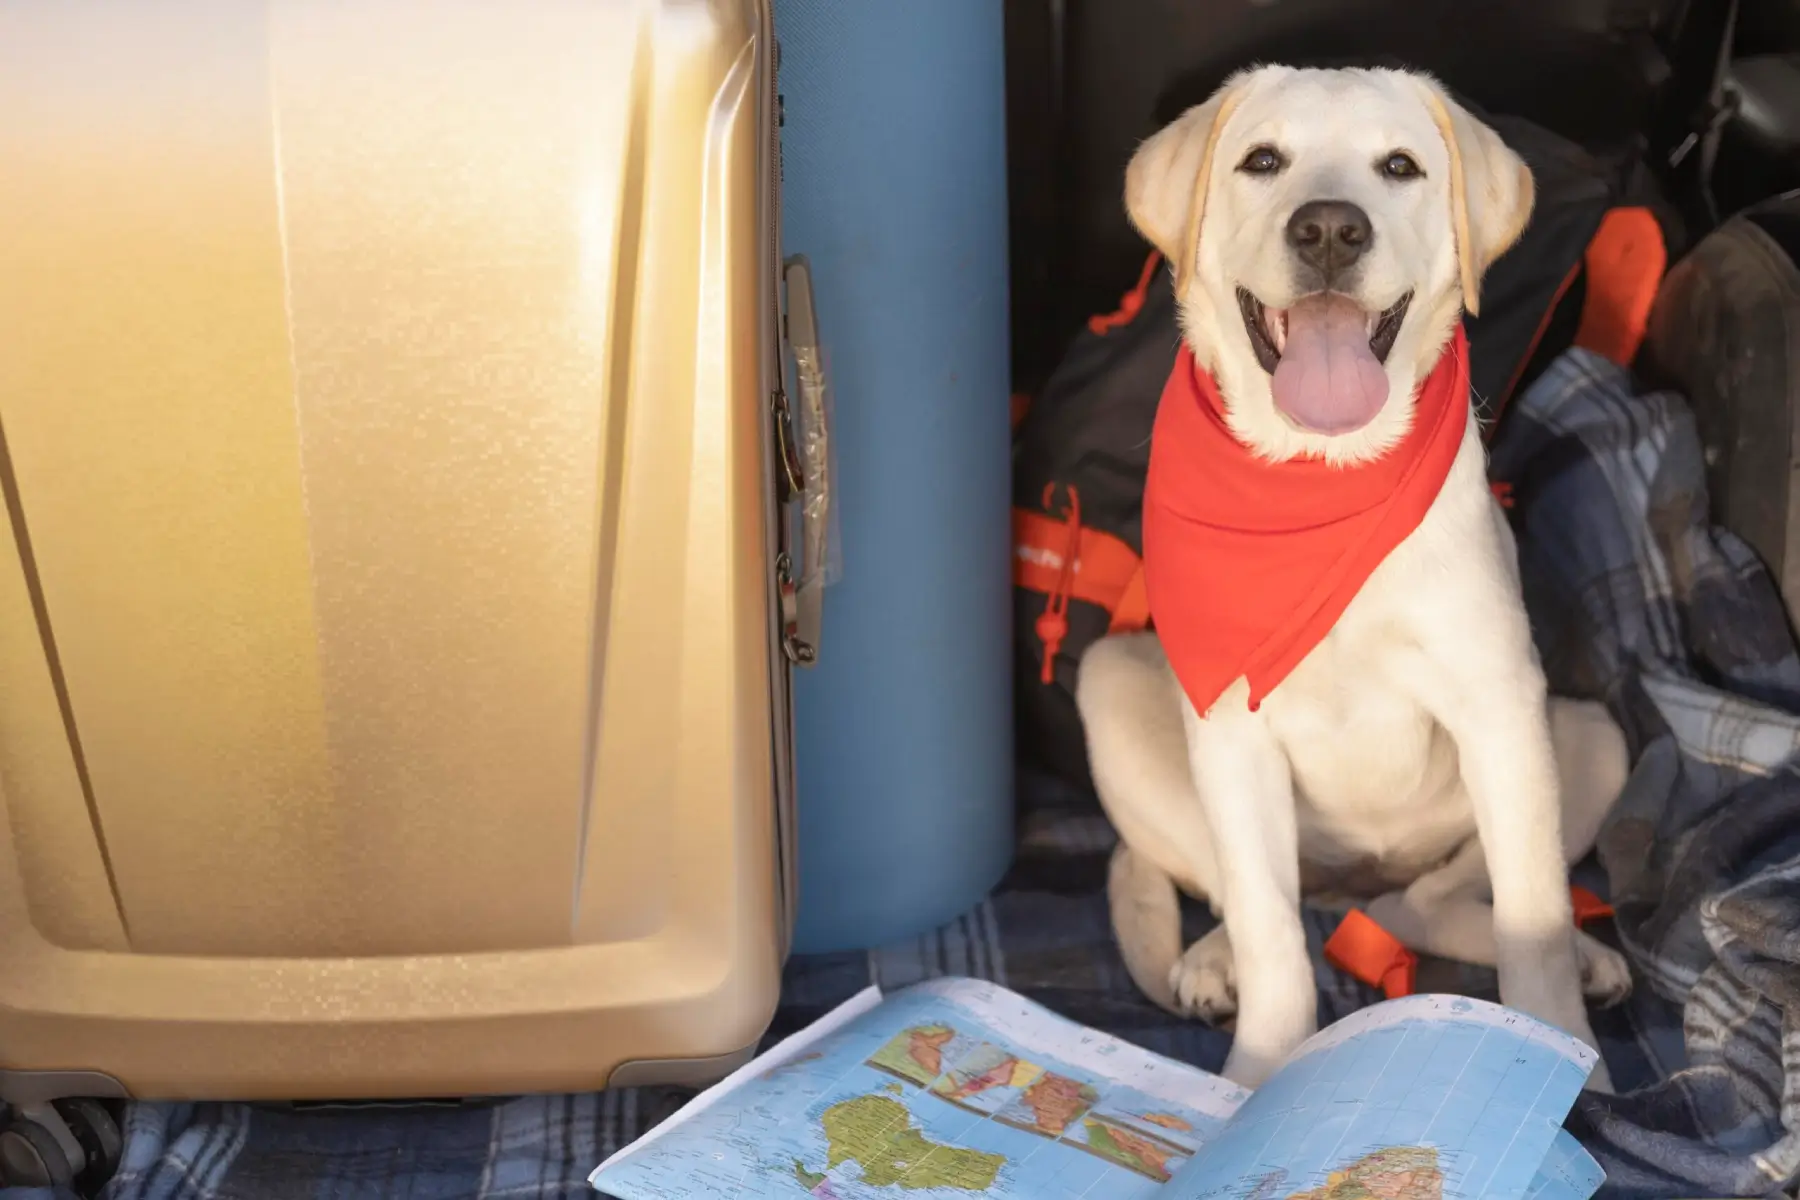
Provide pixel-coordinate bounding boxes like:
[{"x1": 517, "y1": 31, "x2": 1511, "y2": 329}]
[{"x1": 589, "y1": 982, "x2": 1604, "y2": 1200}]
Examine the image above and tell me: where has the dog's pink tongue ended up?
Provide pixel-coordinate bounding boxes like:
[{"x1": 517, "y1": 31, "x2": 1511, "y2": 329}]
[{"x1": 1270, "y1": 293, "x2": 1389, "y2": 434}]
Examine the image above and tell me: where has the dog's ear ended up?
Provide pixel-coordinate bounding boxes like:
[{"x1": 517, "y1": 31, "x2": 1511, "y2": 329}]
[
  {"x1": 1125, "y1": 75, "x2": 1249, "y2": 296},
  {"x1": 1415, "y1": 78, "x2": 1535, "y2": 317}
]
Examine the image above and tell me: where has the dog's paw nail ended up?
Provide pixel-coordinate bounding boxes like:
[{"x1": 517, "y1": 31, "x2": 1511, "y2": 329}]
[{"x1": 1169, "y1": 943, "x2": 1238, "y2": 1025}]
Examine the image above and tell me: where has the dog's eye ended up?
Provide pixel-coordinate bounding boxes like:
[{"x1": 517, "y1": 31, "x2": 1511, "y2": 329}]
[
  {"x1": 1380, "y1": 152, "x2": 1423, "y2": 180},
  {"x1": 1237, "y1": 145, "x2": 1287, "y2": 176}
]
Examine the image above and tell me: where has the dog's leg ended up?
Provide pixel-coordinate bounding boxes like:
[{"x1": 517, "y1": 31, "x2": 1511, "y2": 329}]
[
  {"x1": 1548, "y1": 696, "x2": 1635, "y2": 1018},
  {"x1": 1081, "y1": 636, "x2": 1228, "y2": 1015},
  {"x1": 1369, "y1": 697, "x2": 1635, "y2": 1075},
  {"x1": 1106, "y1": 845, "x2": 1240, "y2": 1023},
  {"x1": 1180, "y1": 689, "x2": 1314, "y2": 1087},
  {"x1": 1547, "y1": 697, "x2": 1630, "y2": 864},
  {"x1": 1107, "y1": 843, "x2": 1185, "y2": 1012},
  {"x1": 1412, "y1": 612, "x2": 1613, "y2": 1086}
]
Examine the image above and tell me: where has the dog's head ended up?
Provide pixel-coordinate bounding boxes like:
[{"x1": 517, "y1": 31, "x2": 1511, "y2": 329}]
[{"x1": 1126, "y1": 66, "x2": 1533, "y2": 464}]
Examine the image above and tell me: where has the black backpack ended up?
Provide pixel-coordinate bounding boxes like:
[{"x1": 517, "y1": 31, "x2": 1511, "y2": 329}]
[{"x1": 1012, "y1": 115, "x2": 1672, "y2": 786}]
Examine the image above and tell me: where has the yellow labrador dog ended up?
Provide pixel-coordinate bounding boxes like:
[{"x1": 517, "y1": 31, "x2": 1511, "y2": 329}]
[{"x1": 1077, "y1": 66, "x2": 1632, "y2": 1090}]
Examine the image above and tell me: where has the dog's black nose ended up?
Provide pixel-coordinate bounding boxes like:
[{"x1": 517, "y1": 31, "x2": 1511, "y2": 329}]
[{"x1": 1286, "y1": 200, "x2": 1372, "y2": 279}]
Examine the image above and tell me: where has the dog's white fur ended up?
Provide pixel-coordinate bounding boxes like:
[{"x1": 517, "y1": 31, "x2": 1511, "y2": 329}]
[{"x1": 1079, "y1": 66, "x2": 1633, "y2": 1090}]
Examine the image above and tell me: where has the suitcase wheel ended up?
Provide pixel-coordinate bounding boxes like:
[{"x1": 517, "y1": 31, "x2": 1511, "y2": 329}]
[
  {"x1": 0, "y1": 1114, "x2": 75, "y2": 1191},
  {"x1": 56, "y1": 1098, "x2": 125, "y2": 1192}
]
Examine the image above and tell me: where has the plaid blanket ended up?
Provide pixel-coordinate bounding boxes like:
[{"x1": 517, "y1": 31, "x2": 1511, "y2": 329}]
[
  {"x1": 1493, "y1": 349, "x2": 1800, "y2": 1199},
  {"x1": 9, "y1": 347, "x2": 1798, "y2": 1200}
]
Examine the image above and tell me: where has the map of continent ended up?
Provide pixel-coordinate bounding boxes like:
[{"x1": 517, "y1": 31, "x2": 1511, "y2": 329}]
[
  {"x1": 1011, "y1": 1072, "x2": 1100, "y2": 1137},
  {"x1": 868, "y1": 1025, "x2": 958, "y2": 1086},
  {"x1": 932, "y1": 1045, "x2": 1043, "y2": 1103},
  {"x1": 1071, "y1": 1116, "x2": 1184, "y2": 1182},
  {"x1": 1285, "y1": 1146, "x2": 1443, "y2": 1200},
  {"x1": 812, "y1": 1094, "x2": 1005, "y2": 1190}
]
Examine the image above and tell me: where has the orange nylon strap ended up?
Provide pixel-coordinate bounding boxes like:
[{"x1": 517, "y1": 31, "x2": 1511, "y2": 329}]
[
  {"x1": 1573, "y1": 207, "x2": 1666, "y2": 367},
  {"x1": 1032, "y1": 486, "x2": 1083, "y2": 684},
  {"x1": 1570, "y1": 885, "x2": 1616, "y2": 928},
  {"x1": 1328, "y1": 885, "x2": 1618, "y2": 999},
  {"x1": 1088, "y1": 251, "x2": 1163, "y2": 336},
  {"x1": 1015, "y1": 498, "x2": 1150, "y2": 683},
  {"x1": 1012, "y1": 505, "x2": 1144, "y2": 611},
  {"x1": 1324, "y1": 910, "x2": 1418, "y2": 1000}
]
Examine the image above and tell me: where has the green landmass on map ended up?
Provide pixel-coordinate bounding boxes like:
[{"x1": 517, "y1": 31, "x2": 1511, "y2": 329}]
[
  {"x1": 1286, "y1": 1146, "x2": 1443, "y2": 1200},
  {"x1": 818, "y1": 1094, "x2": 1005, "y2": 1190},
  {"x1": 866, "y1": 1025, "x2": 957, "y2": 1086},
  {"x1": 793, "y1": 1159, "x2": 827, "y2": 1190},
  {"x1": 1070, "y1": 1117, "x2": 1182, "y2": 1182},
  {"x1": 881, "y1": 1081, "x2": 905, "y2": 1096}
]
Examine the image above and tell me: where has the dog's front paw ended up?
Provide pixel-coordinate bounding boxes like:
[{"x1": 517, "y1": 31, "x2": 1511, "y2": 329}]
[
  {"x1": 1169, "y1": 927, "x2": 1237, "y2": 1025},
  {"x1": 1577, "y1": 932, "x2": 1633, "y2": 1008}
]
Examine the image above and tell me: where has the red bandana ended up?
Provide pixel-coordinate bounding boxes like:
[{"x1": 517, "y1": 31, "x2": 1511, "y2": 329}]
[{"x1": 1142, "y1": 326, "x2": 1470, "y2": 715}]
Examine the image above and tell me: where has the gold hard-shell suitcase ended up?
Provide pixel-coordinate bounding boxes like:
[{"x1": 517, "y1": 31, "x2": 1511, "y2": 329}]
[{"x1": 0, "y1": 0, "x2": 822, "y2": 1105}]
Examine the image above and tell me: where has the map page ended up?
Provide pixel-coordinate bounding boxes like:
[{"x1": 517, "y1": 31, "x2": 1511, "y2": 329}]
[
  {"x1": 1173, "y1": 994, "x2": 1602, "y2": 1199},
  {"x1": 589, "y1": 980, "x2": 1602, "y2": 1200},
  {"x1": 590, "y1": 977, "x2": 1246, "y2": 1199}
]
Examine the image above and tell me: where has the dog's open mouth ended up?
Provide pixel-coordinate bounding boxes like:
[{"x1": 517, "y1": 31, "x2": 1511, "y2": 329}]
[
  {"x1": 1232, "y1": 287, "x2": 1413, "y2": 434},
  {"x1": 1236, "y1": 287, "x2": 1412, "y2": 375}
]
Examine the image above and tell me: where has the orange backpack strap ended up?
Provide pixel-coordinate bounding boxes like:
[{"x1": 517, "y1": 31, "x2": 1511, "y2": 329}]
[
  {"x1": 1325, "y1": 910, "x2": 1418, "y2": 1000},
  {"x1": 1573, "y1": 207, "x2": 1666, "y2": 367},
  {"x1": 1570, "y1": 884, "x2": 1615, "y2": 928},
  {"x1": 1328, "y1": 884, "x2": 1616, "y2": 998},
  {"x1": 1088, "y1": 251, "x2": 1163, "y2": 336},
  {"x1": 1015, "y1": 497, "x2": 1145, "y2": 679},
  {"x1": 1012, "y1": 506, "x2": 1143, "y2": 611}
]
